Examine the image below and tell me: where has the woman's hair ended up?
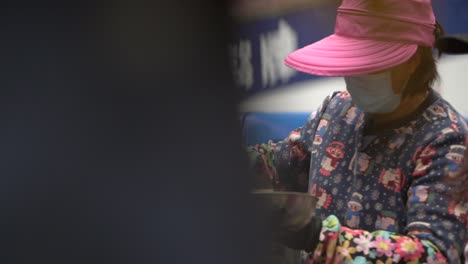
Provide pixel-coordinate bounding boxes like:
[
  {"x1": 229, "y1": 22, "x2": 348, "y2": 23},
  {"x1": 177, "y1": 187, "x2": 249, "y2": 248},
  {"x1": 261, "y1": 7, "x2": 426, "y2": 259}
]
[
  {"x1": 402, "y1": 46, "x2": 438, "y2": 97},
  {"x1": 403, "y1": 21, "x2": 445, "y2": 98}
]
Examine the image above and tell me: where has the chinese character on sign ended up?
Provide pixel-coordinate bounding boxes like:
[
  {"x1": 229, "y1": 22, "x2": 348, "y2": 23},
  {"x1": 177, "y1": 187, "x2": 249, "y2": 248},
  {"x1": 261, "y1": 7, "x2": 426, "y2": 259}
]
[
  {"x1": 260, "y1": 19, "x2": 298, "y2": 88},
  {"x1": 229, "y1": 40, "x2": 254, "y2": 91}
]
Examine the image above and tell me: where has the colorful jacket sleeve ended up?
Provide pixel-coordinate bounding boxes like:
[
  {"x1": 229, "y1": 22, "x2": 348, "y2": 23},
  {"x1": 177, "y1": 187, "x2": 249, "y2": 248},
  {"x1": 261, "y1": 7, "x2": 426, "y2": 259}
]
[
  {"x1": 304, "y1": 130, "x2": 467, "y2": 264},
  {"x1": 305, "y1": 215, "x2": 450, "y2": 264},
  {"x1": 246, "y1": 92, "x2": 338, "y2": 192}
]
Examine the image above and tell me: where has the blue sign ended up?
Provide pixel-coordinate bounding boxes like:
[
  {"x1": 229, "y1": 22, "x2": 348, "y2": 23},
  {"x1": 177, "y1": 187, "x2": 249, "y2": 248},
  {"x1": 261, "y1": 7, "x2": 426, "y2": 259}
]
[
  {"x1": 229, "y1": 5, "x2": 339, "y2": 97},
  {"x1": 433, "y1": 0, "x2": 468, "y2": 35}
]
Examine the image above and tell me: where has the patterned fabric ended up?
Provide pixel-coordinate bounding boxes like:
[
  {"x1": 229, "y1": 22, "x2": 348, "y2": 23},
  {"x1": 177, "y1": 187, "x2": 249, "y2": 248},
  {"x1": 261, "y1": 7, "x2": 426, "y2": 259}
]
[
  {"x1": 304, "y1": 215, "x2": 449, "y2": 264},
  {"x1": 247, "y1": 90, "x2": 468, "y2": 263}
]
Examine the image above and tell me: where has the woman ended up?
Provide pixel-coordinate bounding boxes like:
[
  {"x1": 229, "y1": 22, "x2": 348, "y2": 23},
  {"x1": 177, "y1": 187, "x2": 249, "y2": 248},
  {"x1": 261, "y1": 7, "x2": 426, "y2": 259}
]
[{"x1": 248, "y1": 0, "x2": 467, "y2": 263}]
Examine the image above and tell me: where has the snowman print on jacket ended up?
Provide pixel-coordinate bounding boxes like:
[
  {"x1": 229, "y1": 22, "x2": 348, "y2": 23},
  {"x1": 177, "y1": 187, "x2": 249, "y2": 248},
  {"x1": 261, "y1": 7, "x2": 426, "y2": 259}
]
[
  {"x1": 320, "y1": 141, "x2": 345, "y2": 176},
  {"x1": 413, "y1": 145, "x2": 437, "y2": 177},
  {"x1": 346, "y1": 192, "x2": 363, "y2": 228},
  {"x1": 311, "y1": 114, "x2": 331, "y2": 154},
  {"x1": 445, "y1": 144, "x2": 466, "y2": 177}
]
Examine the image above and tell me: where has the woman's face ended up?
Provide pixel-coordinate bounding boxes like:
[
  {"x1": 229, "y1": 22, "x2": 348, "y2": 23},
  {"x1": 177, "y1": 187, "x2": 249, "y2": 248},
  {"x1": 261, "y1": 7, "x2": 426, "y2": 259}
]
[
  {"x1": 390, "y1": 59, "x2": 416, "y2": 95},
  {"x1": 371, "y1": 51, "x2": 421, "y2": 97},
  {"x1": 344, "y1": 50, "x2": 424, "y2": 115},
  {"x1": 388, "y1": 52, "x2": 421, "y2": 96}
]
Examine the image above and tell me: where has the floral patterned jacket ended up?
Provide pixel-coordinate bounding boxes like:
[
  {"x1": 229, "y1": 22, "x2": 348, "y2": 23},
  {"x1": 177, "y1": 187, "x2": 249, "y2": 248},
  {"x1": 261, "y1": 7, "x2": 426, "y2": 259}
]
[{"x1": 248, "y1": 90, "x2": 467, "y2": 263}]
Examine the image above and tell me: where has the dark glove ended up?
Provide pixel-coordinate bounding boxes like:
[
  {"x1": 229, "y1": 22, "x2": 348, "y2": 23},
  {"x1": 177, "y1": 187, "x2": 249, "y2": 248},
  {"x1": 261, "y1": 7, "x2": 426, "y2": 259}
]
[{"x1": 272, "y1": 216, "x2": 322, "y2": 252}]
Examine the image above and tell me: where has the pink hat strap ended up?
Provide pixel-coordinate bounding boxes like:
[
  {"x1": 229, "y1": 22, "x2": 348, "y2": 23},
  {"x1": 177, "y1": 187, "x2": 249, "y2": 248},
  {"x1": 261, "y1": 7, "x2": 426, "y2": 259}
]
[{"x1": 334, "y1": 8, "x2": 436, "y2": 47}]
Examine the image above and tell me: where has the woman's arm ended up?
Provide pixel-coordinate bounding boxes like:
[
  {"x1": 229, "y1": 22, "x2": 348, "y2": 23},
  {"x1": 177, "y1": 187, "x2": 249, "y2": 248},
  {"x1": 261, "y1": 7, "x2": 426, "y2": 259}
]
[
  {"x1": 247, "y1": 91, "x2": 339, "y2": 192},
  {"x1": 306, "y1": 215, "x2": 449, "y2": 264}
]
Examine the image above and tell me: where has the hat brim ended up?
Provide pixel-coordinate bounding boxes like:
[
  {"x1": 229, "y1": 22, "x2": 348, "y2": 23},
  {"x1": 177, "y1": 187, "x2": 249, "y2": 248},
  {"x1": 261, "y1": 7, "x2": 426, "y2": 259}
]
[{"x1": 285, "y1": 34, "x2": 418, "y2": 77}]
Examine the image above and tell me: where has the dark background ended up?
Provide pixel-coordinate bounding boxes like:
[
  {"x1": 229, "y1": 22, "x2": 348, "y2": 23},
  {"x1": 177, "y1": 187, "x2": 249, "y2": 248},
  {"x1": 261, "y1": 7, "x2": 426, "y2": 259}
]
[{"x1": 0, "y1": 1, "x2": 262, "y2": 263}]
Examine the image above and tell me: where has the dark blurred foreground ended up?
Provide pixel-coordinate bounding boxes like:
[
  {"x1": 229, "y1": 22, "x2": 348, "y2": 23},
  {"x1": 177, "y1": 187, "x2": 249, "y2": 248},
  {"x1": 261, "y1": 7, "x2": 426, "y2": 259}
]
[{"x1": 0, "y1": 1, "x2": 264, "y2": 263}]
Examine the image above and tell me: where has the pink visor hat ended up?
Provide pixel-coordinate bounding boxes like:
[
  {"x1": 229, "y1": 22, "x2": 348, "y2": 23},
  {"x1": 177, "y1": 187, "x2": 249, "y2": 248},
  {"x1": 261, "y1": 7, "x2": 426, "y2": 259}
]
[{"x1": 285, "y1": 0, "x2": 436, "y2": 76}]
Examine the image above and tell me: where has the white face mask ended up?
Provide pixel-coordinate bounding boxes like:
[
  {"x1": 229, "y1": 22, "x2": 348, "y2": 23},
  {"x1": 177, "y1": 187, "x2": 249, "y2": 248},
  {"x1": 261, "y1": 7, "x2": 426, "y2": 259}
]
[{"x1": 344, "y1": 71, "x2": 401, "y2": 113}]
